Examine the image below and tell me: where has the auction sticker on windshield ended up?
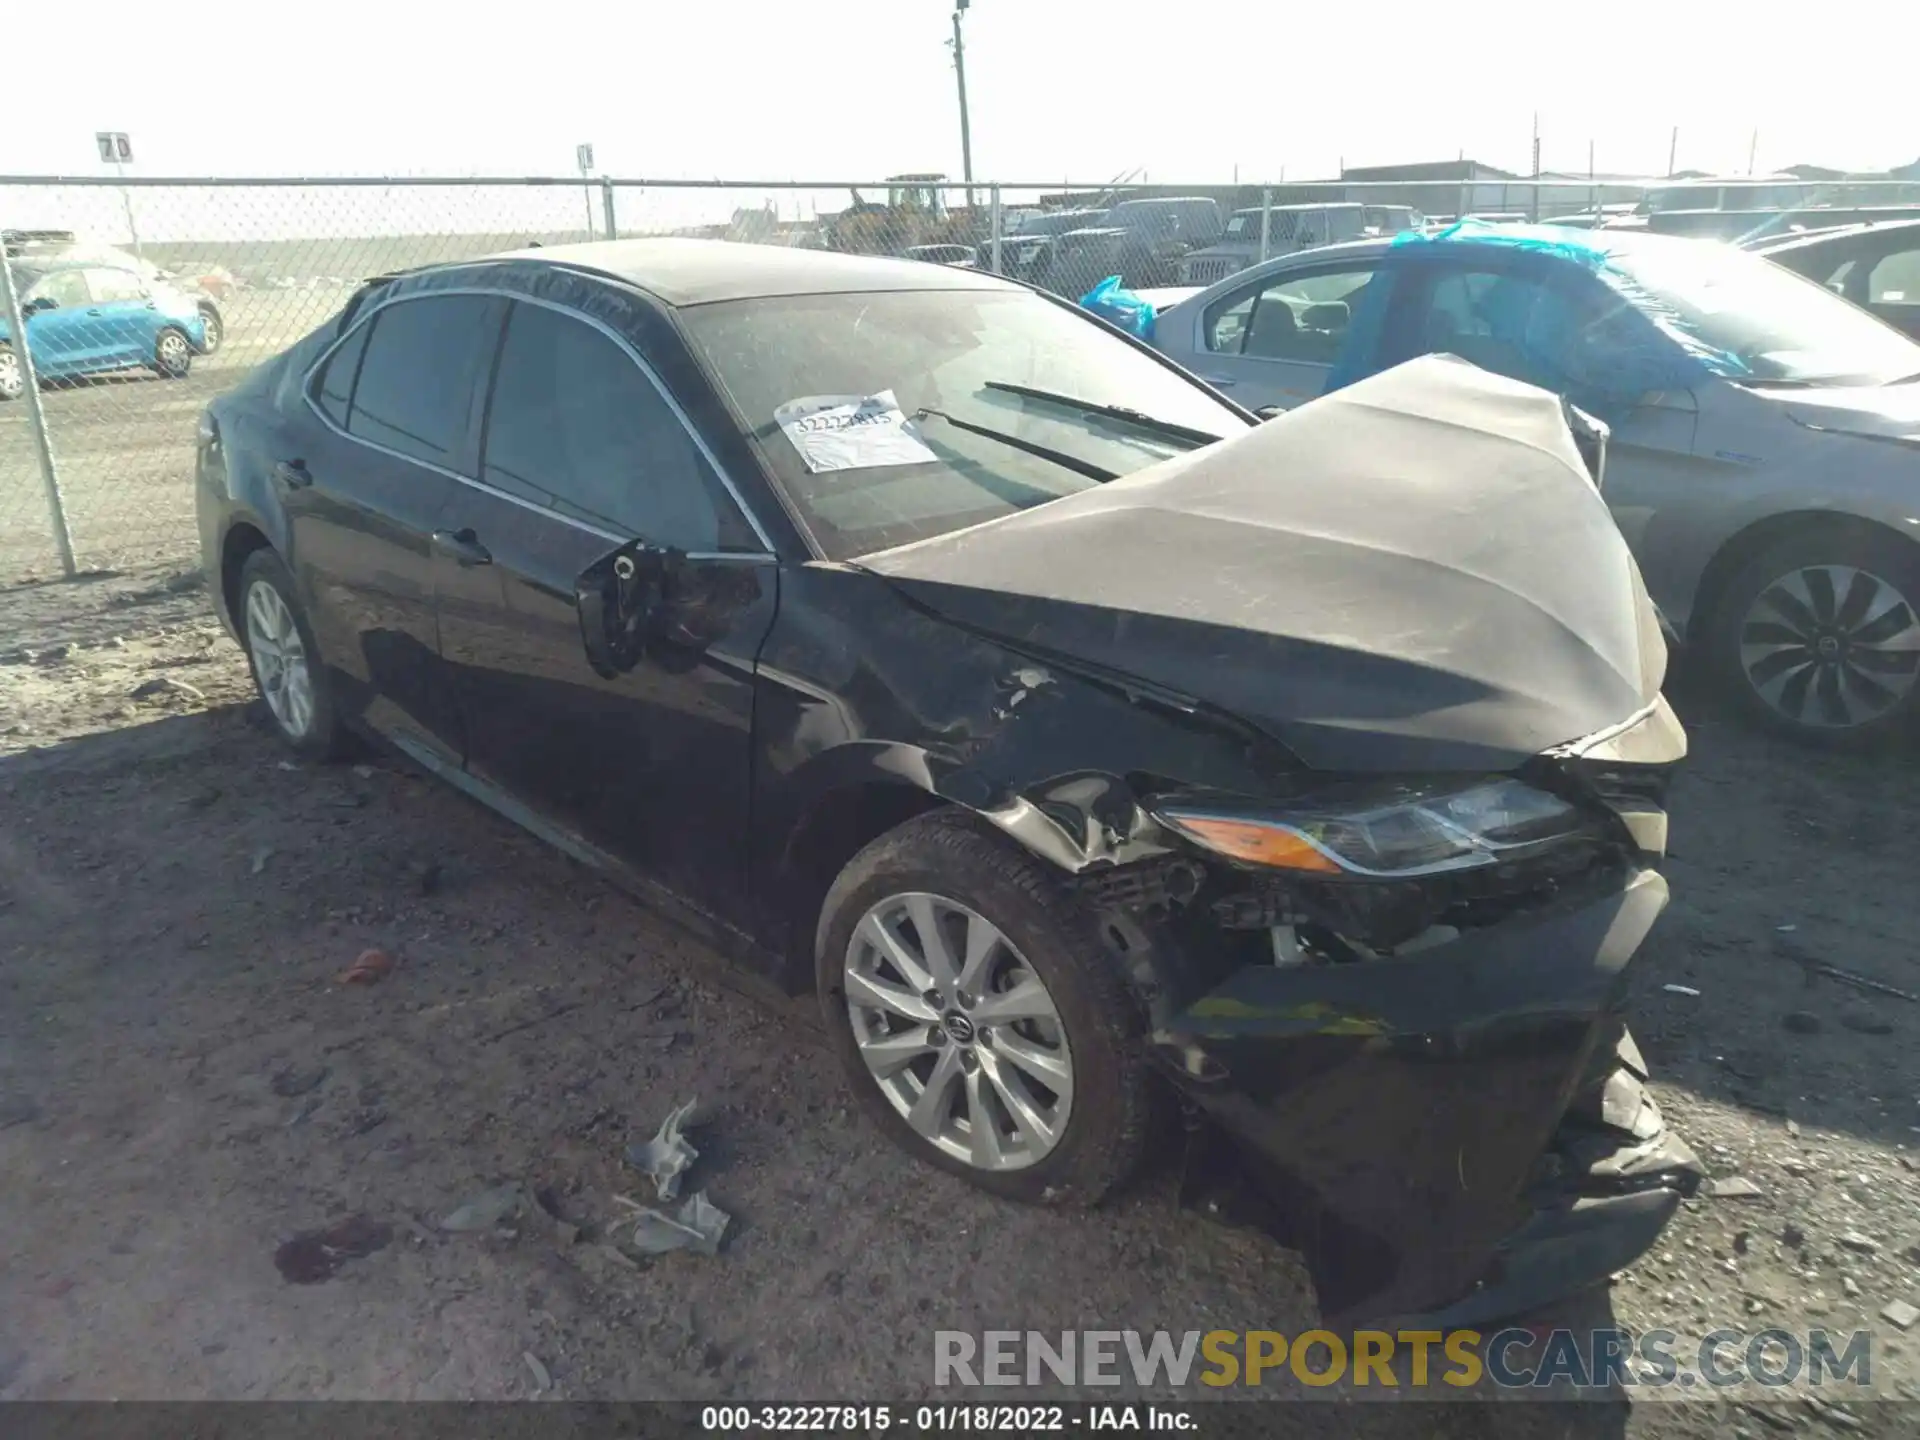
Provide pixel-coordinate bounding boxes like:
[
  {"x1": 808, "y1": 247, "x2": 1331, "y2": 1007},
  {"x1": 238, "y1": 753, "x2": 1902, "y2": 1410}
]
[{"x1": 775, "y1": 391, "x2": 938, "y2": 473}]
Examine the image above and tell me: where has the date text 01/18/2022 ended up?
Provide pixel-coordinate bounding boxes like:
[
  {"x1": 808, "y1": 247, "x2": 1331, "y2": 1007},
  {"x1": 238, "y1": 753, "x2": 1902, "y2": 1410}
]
[{"x1": 699, "y1": 1404, "x2": 1198, "y2": 1431}]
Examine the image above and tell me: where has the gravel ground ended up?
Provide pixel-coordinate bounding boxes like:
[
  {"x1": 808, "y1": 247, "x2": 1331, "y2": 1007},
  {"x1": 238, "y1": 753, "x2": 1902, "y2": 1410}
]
[{"x1": 3, "y1": 566, "x2": 1919, "y2": 1436}]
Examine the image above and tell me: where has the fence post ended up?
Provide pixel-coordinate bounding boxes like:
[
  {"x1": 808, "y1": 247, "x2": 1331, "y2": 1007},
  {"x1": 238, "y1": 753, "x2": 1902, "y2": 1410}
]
[
  {"x1": 1258, "y1": 186, "x2": 1272, "y2": 262},
  {"x1": 0, "y1": 246, "x2": 76, "y2": 578},
  {"x1": 600, "y1": 178, "x2": 618, "y2": 241},
  {"x1": 989, "y1": 185, "x2": 1003, "y2": 275}
]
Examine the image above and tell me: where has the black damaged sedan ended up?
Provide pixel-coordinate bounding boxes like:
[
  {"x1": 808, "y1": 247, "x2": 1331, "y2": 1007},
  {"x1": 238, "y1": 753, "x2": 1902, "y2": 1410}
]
[{"x1": 196, "y1": 239, "x2": 1703, "y2": 1326}]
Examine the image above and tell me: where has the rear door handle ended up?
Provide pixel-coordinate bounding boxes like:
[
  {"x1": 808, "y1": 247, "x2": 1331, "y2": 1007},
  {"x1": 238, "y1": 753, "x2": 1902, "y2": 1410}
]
[
  {"x1": 431, "y1": 528, "x2": 492, "y2": 567},
  {"x1": 273, "y1": 459, "x2": 312, "y2": 490}
]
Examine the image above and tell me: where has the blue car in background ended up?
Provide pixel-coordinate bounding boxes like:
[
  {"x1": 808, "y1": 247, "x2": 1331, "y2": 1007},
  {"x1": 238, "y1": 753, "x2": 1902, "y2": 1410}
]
[{"x1": 0, "y1": 261, "x2": 208, "y2": 401}]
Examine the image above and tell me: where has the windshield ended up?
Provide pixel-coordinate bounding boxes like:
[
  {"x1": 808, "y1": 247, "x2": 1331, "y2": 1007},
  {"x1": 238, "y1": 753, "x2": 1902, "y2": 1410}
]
[
  {"x1": 679, "y1": 288, "x2": 1250, "y2": 560},
  {"x1": 1607, "y1": 241, "x2": 1920, "y2": 386}
]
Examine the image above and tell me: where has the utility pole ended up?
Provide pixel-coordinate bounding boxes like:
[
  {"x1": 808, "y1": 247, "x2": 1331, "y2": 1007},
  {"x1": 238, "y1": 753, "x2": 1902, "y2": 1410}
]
[
  {"x1": 1667, "y1": 126, "x2": 1678, "y2": 178},
  {"x1": 576, "y1": 144, "x2": 596, "y2": 241},
  {"x1": 951, "y1": 1, "x2": 975, "y2": 210},
  {"x1": 1748, "y1": 128, "x2": 1759, "y2": 176},
  {"x1": 1530, "y1": 112, "x2": 1541, "y2": 222}
]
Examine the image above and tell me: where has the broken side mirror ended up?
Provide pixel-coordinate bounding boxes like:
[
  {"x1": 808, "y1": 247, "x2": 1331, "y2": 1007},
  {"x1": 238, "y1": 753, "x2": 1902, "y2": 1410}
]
[
  {"x1": 577, "y1": 541, "x2": 677, "y2": 678},
  {"x1": 576, "y1": 540, "x2": 764, "y2": 678}
]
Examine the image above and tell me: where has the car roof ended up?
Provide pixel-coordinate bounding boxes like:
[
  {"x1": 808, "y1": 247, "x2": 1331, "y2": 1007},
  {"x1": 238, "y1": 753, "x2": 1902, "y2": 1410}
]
[
  {"x1": 1755, "y1": 218, "x2": 1920, "y2": 254},
  {"x1": 1230, "y1": 202, "x2": 1364, "y2": 217},
  {"x1": 1167, "y1": 224, "x2": 1724, "y2": 309},
  {"x1": 484, "y1": 238, "x2": 1019, "y2": 307}
]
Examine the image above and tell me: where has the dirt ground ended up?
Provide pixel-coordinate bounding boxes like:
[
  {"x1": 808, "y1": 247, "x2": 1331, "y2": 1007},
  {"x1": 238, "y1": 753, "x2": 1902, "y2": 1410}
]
[{"x1": 3, "y1": 565, "x2": 1919, "y2": 1436}]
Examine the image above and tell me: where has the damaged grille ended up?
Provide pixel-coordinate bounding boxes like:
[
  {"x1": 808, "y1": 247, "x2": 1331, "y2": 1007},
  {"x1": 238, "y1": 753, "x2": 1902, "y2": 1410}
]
[{"x1": 1182, "y1": 257, "x2": 1239, "y2": 285}]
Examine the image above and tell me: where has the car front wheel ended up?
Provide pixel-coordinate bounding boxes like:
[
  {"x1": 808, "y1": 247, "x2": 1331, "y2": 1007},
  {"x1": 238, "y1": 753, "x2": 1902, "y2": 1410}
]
[
  {"x1": 816, "y1": 809, "x2": 1154, "y2": 1206},
  {"x1": 0, "y1": 342, "x2": 24, "y2": 402},
  {"x1": 238, "y1": 548, "x2": 344, "y2": 759},
  {"x1": 153, "y1": 326, "x2": 193, "y2": 379},
  {"x1": 1710, "y1": 528, "x2": 1920, "y2": 746},
  {"x1": 197, "y1": 304, "x2": 224, "y2": 354}
]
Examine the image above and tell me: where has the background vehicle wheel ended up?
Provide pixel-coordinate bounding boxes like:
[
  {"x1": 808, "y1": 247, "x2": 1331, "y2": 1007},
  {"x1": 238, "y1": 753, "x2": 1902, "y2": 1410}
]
[
  {"x1": 238, "y1": 549, "x2": 344, "y2": 759},
  {"x1": 0, "y1": 343, "x2": 24, "y2": 402},
  {"x1": 1708, "y1": 528, "x2": 1920, "y2": 746},
  {"x1": 153, "y1": 327, "x2": 193, "y2": 379},
  {"x1": 196, "y1": 304, "x2": 224, "y2": 354},
  {"x1": 816, "y1": 808, "x2": 1154, "y2": 1206}
]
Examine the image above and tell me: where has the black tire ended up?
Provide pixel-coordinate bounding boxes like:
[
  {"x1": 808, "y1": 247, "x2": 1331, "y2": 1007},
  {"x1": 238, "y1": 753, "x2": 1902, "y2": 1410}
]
[
  {"x1": 0, "y1": 341, "x2": 24, "y2": 403},
  {"x1": 816, "y1": 808, "x2": 1155, "y2": 1207},
  {"x1": 196, "y1": 304, "x2": 224, "y2": 354},
  {"x1": 153, "y1": 326, "x2": 193, "y2": 379},
  {"x1": 236, "y1": 548, "x2": 346, "y2": 760},
  {"x1": 1705, "y1": 526, "x2": 1920, "y2": 748}
]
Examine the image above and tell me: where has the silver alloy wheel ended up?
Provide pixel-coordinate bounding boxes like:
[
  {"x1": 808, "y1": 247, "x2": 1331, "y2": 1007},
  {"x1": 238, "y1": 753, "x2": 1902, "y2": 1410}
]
[
  {"x1": 1739, "y1": 563, "x2": 1920, "y2": 728},
  {"x1": 0, "y1": 347, "x2": 22, "y2": 400},
  {"x1": 199, "y1": 310, "x2": 222, "y2": 352},
  {"x1": 157, "y1": 331, "x2": 190, "y2": 373},
  {"x1": 844, "y1": 891, "x2": 1073, "y2": 1172},
  {"x1": 245, "y1": 579, "x2": 315, "y2": 739}
]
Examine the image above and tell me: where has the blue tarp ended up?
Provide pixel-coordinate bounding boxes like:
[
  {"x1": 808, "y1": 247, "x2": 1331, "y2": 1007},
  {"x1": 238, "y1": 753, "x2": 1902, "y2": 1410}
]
[
  {"x1": 1077, "y1": 275, "x2": 1157, "y2": 340},
  {"x1": 1323, "y1": 221, "x2": 1750, "y2": 415}
]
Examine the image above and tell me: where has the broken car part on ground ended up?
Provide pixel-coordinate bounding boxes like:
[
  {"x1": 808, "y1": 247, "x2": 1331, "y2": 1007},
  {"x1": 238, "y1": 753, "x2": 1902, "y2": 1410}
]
[{"x1": 194, "y1": 238, "x2": 1701, "y2": 1327}]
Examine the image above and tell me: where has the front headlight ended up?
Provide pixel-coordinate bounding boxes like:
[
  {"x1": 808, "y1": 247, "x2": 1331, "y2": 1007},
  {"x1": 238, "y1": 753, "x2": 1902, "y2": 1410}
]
[{"x1": 1155, "y1": 777, "x2": 1588, "y2": 879}]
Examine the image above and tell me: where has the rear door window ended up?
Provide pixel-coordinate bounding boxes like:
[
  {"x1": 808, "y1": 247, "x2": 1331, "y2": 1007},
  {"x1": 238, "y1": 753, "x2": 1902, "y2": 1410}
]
[
  {"x1": 25, "y1": 270, "x2": 90, "y2": 309},
  {"x1": 343, "y1": 295, "x2": 501, "y2": 470},
  {"x1": 313, "y1": 317, "x2": 373, "y2": 428}
]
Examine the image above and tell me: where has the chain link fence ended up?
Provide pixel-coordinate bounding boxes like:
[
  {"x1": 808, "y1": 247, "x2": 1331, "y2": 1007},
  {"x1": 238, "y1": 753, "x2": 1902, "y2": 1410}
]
[{"x1": 10, "y1": 169, "x2": 1920, "y2": 585}]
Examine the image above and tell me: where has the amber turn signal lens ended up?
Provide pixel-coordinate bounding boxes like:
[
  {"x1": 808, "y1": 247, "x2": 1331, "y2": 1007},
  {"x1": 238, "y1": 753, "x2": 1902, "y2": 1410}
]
[{"x1": 1161, "y1": 814, "x2": 1342, "y2": 874}]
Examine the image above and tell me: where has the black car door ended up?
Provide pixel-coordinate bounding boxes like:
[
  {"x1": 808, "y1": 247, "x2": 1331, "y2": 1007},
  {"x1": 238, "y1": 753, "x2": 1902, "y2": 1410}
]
[
  {"x1": 433, "y1": 295, "x2": 778, "y2": 927},
  {"x1": 293, "y1": 292, "x2": 504, "y2": 762}
]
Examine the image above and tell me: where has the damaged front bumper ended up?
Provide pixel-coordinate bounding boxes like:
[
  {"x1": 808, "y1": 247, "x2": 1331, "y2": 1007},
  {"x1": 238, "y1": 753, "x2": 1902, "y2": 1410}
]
[{"x1": 1154, "y1": 866, "x2": 1705, "y2": 1327}]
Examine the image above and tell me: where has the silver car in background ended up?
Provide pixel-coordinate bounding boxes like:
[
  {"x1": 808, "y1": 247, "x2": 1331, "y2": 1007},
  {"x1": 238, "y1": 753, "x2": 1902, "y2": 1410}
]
[
  {"x1": 1178, "y1": 203, "x2": 1423, "y2": 286},
  {"x1": 1152, "y1": 227, "x2": 1920, "y2": 746}
]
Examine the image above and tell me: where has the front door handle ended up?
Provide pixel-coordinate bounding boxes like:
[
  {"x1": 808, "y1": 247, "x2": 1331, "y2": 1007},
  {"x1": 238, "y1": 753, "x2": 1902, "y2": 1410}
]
[
  {"x1": 1199, "y1": 374, "x2": 1237, "y2": 388},
  {"x1": 431, "y1": 528, "x2": 492, "y2": 567},
  {"x1": 273, "y1": 459, "x2": 312, "y2": 490}
]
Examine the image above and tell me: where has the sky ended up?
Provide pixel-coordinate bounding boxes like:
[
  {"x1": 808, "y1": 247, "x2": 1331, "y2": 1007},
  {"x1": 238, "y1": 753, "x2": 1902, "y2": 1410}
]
[{"x1": 6, "y1": 0, "x2": 1915, "y2": 187}]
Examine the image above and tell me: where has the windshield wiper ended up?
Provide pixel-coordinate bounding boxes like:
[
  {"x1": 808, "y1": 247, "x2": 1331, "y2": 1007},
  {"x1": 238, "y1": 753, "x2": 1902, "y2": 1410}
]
[
  {"x1": 913, "y1": 408, "x2": 1118, "y2": 483},
  {"x1": 982, "y1": 381, "x2": 1224, "y2": 447}
]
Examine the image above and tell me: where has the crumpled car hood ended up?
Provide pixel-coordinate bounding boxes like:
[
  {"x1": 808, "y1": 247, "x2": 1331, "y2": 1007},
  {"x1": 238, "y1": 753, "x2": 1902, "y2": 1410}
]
[
  {"x1": 862, "y1": 355, "x2": 1667, "y2": 773},
  {"x1": 1778, "y1": 381, "x2": 1920, "y2": 443}
]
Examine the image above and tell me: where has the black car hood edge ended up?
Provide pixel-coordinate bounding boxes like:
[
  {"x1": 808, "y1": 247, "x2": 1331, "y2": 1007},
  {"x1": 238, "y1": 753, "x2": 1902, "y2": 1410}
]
[{"x1": 863, "y1": 356, "x2": 1668, "y2": 774}]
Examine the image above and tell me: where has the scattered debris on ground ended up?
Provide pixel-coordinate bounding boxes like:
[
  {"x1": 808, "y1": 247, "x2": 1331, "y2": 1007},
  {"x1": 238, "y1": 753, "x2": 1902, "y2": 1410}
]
[
  {"x1": 627, "y1": 1098, "x2": 703, "y2": 1201},
  {"x1": 614, "y1": 1190, "x2": 731, "y2": 1257}
]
